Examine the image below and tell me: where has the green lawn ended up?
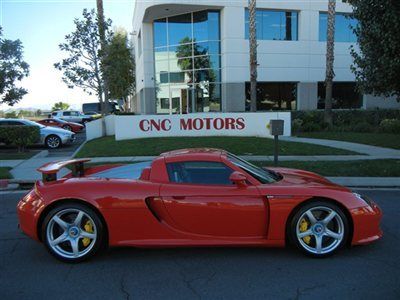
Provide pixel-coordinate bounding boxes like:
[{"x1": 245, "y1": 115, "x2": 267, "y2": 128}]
[
  {"x1": 0, "y1": 167, "x2": 12, "y2": 179},
  {"x1": 297, "y1": 132, "x2": 400, "y2": 150},
  {"x1": 76, "y1": 136, "x2": 357, "y2": 158},
  {"x1": 0, "y1": 150, "x2": 37, "y2": 160},
  {"x1": 251, "y1": 160, "x2": 400, "y2": 177}
]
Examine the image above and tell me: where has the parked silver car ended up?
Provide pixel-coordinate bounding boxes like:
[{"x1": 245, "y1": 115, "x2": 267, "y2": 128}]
[
  {"x1": 51, "y1": 110, "x2": 93, "y2": 124},
  {"x1": 0, "y1": 118, "x2": 75, "y2": 149}
]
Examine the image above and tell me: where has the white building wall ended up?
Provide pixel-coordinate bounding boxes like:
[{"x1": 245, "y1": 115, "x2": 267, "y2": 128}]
[{"x1": 132, "y1": 0, "x2": 400, "y2": 112}]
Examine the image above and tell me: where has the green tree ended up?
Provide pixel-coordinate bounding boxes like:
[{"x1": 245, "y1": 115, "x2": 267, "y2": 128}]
[
  {"x1": 5, "y1": 111, "x2": 17, "y2": 118},
  {"x1": 52, "y1": 101, "x2": 70, "y2": 111},
  {"x1": 35, "y1": 109, "x2": 42, "y2": 117},
  {"x1": 54, "y1": 9, "x2": 112, "y2": 108},
  {"x1": 348, "y1": 0, "x2": 400, "y2": 100},
  {"x1": 0, "y1": 27, "x2": 30, "y2": 106},
  {"x1": 103, "y1": 29, "x2": 135, "y2": 111}
]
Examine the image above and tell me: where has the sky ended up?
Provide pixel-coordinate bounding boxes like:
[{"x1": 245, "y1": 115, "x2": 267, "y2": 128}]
[{"x1": 0, "y1": 0, "x2": 135, "y2": 111}]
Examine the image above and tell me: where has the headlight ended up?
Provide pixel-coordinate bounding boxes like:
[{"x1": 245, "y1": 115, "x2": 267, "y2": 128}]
[{"x1": 353, "y1": 192, "x2": 373, "y2": 206}]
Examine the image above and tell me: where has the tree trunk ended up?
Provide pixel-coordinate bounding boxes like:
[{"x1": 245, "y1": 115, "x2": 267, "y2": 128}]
[
  {"x1": 324, "y1": 0, "x2": 336, "y2": 125},
  {"x1": 249, "y1": 0, "x2": 258, "y2": 112},
  {"x1": 96, "y1": 0, "x2": 109, "y2": 117}
]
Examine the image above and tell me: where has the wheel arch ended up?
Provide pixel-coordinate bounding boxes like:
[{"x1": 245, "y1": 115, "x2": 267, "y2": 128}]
[
  {"x1": 284, "y1": 196, "x2": 354, "y2": 247},
  {"x1": 37, "y1": 198, "x2": 109, "y2": 246}
]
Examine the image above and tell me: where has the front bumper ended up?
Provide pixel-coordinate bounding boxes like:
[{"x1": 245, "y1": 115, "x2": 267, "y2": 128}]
[
  {"x1": 351, "y1": 201, "x2": 383, "y2": 245},
  {"x1": 61, "y1": 134, "x2": 76, "y2": 145}
]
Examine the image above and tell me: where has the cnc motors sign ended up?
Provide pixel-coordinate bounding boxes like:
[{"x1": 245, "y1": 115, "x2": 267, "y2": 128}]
[{"x1": 115, "y1": 112, "x2": 291, "y2": 140}]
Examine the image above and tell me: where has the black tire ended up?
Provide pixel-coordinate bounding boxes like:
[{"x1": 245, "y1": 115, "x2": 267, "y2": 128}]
[
  {"x1": 62, "y1": 125, "x2": 72, "y2": 132},
  {"x1": 45, "y1": 135, "x2": 61, "y2": 149},
  {"x1": 288, "y1": 201, "x2": 349, "y2": 258},
  {"x1": 41, "y1": 203, "x2": 105, "y2": 263}
]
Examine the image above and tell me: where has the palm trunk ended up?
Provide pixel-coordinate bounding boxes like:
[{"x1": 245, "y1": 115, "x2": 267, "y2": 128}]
[
  {"x1": 249, "y1": 0, "x2": 258, "y2": 112},
  {"x1": 324, "y1": 0, "x2": 336, "y2": 125},
  {"x1": 96, "y1": 0, "x2": 109, "y2": 117}
]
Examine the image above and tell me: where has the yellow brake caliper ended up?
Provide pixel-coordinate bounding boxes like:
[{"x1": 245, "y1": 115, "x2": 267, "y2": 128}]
[
  {"x1": 82, "y1": 220, "x2": 94, "y2": 247},
  {"x1": 299, "y1": 218, "x2": 311, "y2": 244}
]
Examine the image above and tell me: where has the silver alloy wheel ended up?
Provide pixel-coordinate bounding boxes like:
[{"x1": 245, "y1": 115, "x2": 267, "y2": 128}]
[
  {"x1": 46, "y1": 136, "x2": 61, "y2": 148},
  {"x1": 46, "y1": 208, "x2": 97, "y2": 259},
  {"x1": 296, "y1": 206, "x2": 344, "y2": 255}
]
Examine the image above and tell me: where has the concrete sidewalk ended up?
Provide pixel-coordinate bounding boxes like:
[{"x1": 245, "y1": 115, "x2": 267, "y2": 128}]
[{"x1": 281, "y1": 136, "x2": 400, "y2": 156}]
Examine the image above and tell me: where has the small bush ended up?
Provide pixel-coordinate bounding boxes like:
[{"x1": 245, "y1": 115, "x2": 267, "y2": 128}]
[
  {"x1": 292, "y1": 110, "x2": 400, "y2": 133},
  {"x1": 0, "y1": 126, "x2": 40, "y2": 152},
  {"x1": 291, "y1": 118, "x2": 303, "y2": 133},
  {"x1": 379, "y1": 119, "x2": 400, "y2": 133}
]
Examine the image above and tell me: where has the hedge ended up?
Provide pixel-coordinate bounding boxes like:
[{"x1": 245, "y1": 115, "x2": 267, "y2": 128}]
[
  {"x1": 292, "y1": 110, "x2": 400, "y2": 133},
  {"x1": 0, "y1": 126, "x2": 40, "y2": 152}
]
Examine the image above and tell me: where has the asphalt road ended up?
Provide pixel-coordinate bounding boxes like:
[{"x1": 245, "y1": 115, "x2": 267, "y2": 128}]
[{"x1": 0, "y1": 189, "x2": 399, "y2": 300}]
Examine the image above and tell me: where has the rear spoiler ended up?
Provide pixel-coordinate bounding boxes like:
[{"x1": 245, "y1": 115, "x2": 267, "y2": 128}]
[{"x1": 37, "y1": 158, "x2": 91, "y2": 182}]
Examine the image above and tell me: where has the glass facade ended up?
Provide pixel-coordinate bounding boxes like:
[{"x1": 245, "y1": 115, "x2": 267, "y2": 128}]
[
  {"x1": 245, "y1": 9, "x2": 298, "y2": 41},
  {"x1": 319, "y1": 13, "x2": 357, "y2": 42},
  {"x1": 245, "y1": 82, "x2": 297, "y2": 111},
  {"x1": 317, "y1": 82, "x2": 363, "y2": 109},
  {"x1": 154, "y1": 11, "x2": 221, "y2": 114}
]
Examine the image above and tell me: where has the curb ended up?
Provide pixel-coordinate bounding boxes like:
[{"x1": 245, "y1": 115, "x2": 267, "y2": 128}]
[
  {"x1": 70, "y1": 140, "x2": 87, "y2": 158},
  {"x1": 32, "y1": 150, "x2": 49, "y2": 159}
]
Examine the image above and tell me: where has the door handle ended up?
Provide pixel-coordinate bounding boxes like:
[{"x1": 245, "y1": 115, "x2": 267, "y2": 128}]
[{"x1": 171, "y1": 196, "x2": 186, "y2": 200}]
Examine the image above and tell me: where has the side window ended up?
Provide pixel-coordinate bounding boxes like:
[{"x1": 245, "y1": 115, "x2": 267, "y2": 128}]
[
  {"x1": 7, "y1": 121, "x2": 25, "y2": 126},
  {"x1": 63, "y1": 112, "x2": 71, "y2": 116},
  {"x1": 51, "y1": 112, "x2": 57, "y2": 116},
  {"x1": 71, "y1": 111, "x2": 79, "y2": 116},
  {"x1": 166, "y1": 161, "x2": 234, "y2": 185}
]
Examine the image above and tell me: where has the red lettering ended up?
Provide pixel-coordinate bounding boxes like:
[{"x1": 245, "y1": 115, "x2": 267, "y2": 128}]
[
  {"x1": 213, "y1": 118, "x2": 224, "y2": 130},
  {"x1": 139, "y1": 120, "x2": 150, "y2": 131},
  {"x1": 204, "y1": 118, "x2": 212, "y2": 129},
  {"x1": 150, "y1": 119, "x2": 161, "y2": 131},
  {"x1": 236, "y1": 118, "x2": 245, "y2": 130},
  {"x1": 180, "y1": 118, "x2": 192, "y2": 130},
  {"x1": 225, "y1": 118, "x2": 235, "y2": 130},
  {"x1": 161, "y1": 119, "x2": 171, "y2": 131},
  {"x1": 193, "y1": 118, "x2": 204, "y2": 130}
]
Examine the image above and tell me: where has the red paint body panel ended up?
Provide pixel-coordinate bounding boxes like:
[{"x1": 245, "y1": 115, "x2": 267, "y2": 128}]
[
  {"x1": 37, "y1": 119, "x2": 84, "y2": 133},
  {"x1": 17, "y1": 148, "x2": 382, "y2": 250}
]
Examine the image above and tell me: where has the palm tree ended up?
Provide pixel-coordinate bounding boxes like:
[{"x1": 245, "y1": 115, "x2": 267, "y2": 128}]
[
  {"x1": 324, "y1": 0, "x2": 336, "y2": 125},
  {"x1": 96, "y1": 0, "x2": 109, "y2": 116},
  {"x1": 249, "y1": 0, "x2": 258, "y2": 112}
]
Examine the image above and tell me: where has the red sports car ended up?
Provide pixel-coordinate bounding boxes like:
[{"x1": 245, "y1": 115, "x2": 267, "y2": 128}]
[
  {"x1": 17, "y1": 148, "x2": 382, "y2": 262},
  {"x1": 37, "y1": 118, "x2": 84, "y2": 133}
]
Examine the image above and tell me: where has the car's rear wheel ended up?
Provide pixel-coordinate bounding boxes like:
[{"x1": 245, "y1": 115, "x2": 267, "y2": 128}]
[
  {"x1": 42, "y1": 203, "x2": 104, "y2": 263},
  {"x1": 289, "y1": 201, "x2": 349, "y2": 258},
  {"x1": 62, "y1": 125, "x2": 72, "y2": 132},
  {"x1": 45, "y1": 135, "x2": 61, "y2": 149}
]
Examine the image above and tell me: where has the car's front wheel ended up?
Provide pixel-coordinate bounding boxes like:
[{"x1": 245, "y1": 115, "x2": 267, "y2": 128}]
[
  {"x1": 289, "y1": 201, "x2": 349, "y2": 258},
  {"x1": 45, "y1": 135, "x2": 61, "y2": 149},
  {"x1": 42, "y1": 203, "x2": 104, "y2": 263}
]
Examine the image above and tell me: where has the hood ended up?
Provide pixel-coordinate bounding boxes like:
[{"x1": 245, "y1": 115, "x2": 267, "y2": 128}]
[
  {"x1": 41, "y1": 126, "x2": 73, "y2": 136},
  {"x1": 266, "y1": 167, "x2": 350, "y2": 191}
]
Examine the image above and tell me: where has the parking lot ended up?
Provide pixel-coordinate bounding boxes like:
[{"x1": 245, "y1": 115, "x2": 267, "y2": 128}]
[{"x1": 0, "y1": 189, "x2": 399, "y2": 299}]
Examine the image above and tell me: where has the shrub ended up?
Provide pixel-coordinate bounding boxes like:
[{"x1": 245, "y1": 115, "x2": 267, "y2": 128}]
[
  {"x1": 292, "y1": 110, "x2": 400, "y2": 133},
  {"x1": 0, "y1": 126, "x2": 40, "y2": 152},
  {"x1": 379, "y1": 119, "x2": 400, "y2": 133},
  {"x1": 291, "y1": 118, "x2": 303, "y2": 133}
]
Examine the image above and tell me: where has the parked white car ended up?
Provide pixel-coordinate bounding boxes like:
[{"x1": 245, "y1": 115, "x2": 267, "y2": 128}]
[
  {"x1": 0, "y1": 118, "x2": 75, "y2": 149},
  {"x1": 51, "y1": 110, "x2": 94, "y2": 124}
]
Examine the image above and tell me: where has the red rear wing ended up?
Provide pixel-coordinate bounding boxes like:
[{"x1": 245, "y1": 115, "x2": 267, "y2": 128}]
[{"x1": 37, "y1": 158, "x2": 91, "y2": 182}]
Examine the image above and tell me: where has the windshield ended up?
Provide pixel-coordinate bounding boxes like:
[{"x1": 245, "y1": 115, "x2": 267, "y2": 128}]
[{"x1": 227, "y1": 153, "x2": 281, "y2": 184}]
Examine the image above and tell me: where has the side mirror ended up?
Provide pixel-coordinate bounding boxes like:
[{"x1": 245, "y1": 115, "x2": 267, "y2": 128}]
[{"x1": 229, "y1": 171, "x2": 248, "y2": 187}]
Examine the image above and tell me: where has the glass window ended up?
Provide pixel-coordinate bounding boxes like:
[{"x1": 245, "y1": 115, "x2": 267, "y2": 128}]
[
  {"x1": 153, "y1": 10, "x2": 221, "y2": 114},
  {"x1": 154, "y1": 18, "x2": 167, "y2": 47},
  {"x1": 63, "y1": 112, "x2": 71, "y2": 116},
  {"x1": 166, "y1": 161, "x2": 234, "y2": 185},
  {"x1": 168, "y1": 13, "x2": 192, "y2": 46},
  {"x1": 245, "y1": 82, "x2": 297, "y2": 111},
  {"x1": 317, "y1": 82, "x2": 362, "y2": 109},
  {"x1": 319, "y1": 13, "x2": 357, "y2": 42},
  {"x1": 245, "y1": 9, "x2": 298, "y2": 41}
]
